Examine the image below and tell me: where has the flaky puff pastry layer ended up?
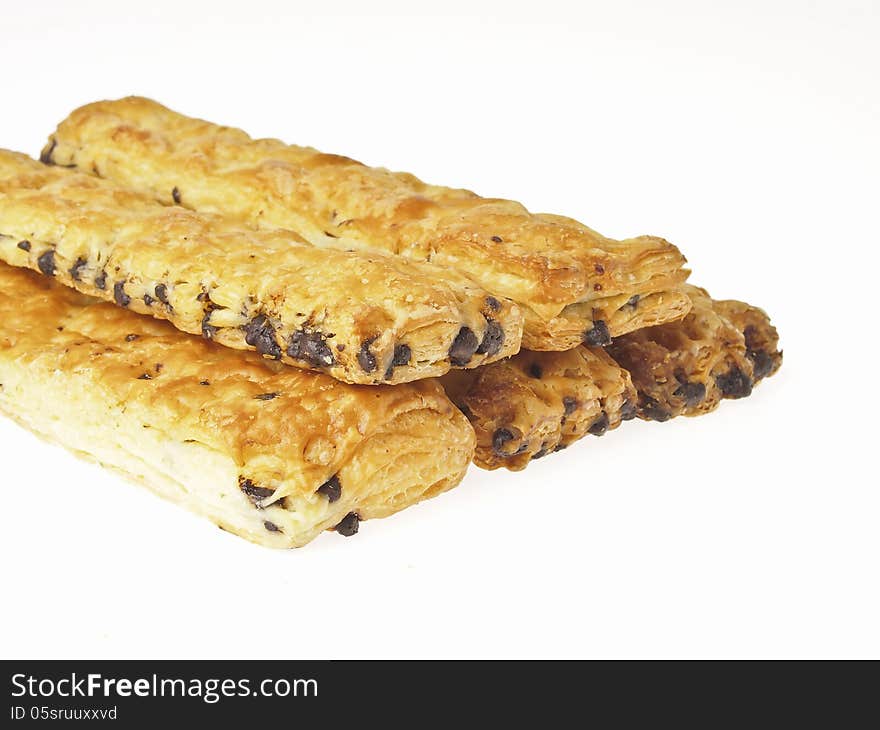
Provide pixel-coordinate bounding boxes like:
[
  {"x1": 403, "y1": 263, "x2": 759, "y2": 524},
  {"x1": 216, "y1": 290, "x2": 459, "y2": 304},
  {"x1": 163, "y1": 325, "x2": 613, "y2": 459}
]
[
  {"x1": 441, "y1": 347, "x2": 636, "y2": 470},
  {"x1": 0, "y1": 264, "x2": 476, "y2": 548},
  {"x1": 0, "y1": 150, "x2": 522, "y2": 385},
  {"x1": 606, "y1": 285, "x2": 782, "y2": 421},
  {"x1": 442, "y1": 287, "x2": 781, "y2": 470},
  {"x1": 45, "y1": 97, "x2": 692, "y2": 350}
]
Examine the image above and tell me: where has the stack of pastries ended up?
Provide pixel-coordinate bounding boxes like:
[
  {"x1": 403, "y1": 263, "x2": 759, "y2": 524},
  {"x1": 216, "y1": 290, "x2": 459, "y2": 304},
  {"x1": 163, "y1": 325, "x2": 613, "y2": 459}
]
[{"x1": 0, "y1": 98, "x2": 781, "y2": 547}]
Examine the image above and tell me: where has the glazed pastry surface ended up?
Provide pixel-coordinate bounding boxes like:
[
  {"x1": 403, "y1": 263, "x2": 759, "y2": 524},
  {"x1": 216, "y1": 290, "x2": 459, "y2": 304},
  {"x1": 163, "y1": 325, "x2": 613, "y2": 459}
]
[
  {"x1": 0, "y1": 264, "x2": 476, "y2": 548},
  {"x1": 45, "y1": 96, "x2": 692, "y2": 350},
  {"x1": 0, "y1": 150, "x2": 522, "y2": 385}
]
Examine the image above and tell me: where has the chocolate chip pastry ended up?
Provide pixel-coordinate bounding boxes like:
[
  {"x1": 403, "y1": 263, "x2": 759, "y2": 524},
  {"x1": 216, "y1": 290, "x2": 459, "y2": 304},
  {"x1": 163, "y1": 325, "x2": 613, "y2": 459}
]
[
  {"x1": 441, "y1": 346, "x2": 636, "y2": 470},
  {"x1": 0, "y1": 263, "x2": 476, "y2": 548},
  {"x1": 607, "y1": 286, "x2": 782, "y2": 421},
  {"x1": 607, "y1": 285, "x2": 782, "y2": 421},
  {"x1": 443, "y1": 286, "x2": 781, "y2": 470},
  {"x1": 44, "y1": 96, "x2": 693, "y2": 351},
  {"x1": 0, "y1": 150, "x2": 522, "y2": 386}
]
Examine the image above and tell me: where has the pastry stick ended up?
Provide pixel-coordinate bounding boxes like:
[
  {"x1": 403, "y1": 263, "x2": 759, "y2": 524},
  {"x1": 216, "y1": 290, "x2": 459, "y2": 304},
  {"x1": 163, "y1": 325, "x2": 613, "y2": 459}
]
[
  {"x1": 44, "y1": 96, "x2": 692, "y2": 351},
  {"x1": 444, "y1": 286, "x2": 781, "y2": 470},
  {"x1": 0, "y1": 264, "x2": 476, "y2": 548},
  {"x1": 441, "y1": 347, "x2": 636, "y2": 470},
  {"x1": 0, "y1": 150, "x2": 522, "y2": 385},
  {"x1": 606, "y1": 285, "x2": 782, "y2": 421}
]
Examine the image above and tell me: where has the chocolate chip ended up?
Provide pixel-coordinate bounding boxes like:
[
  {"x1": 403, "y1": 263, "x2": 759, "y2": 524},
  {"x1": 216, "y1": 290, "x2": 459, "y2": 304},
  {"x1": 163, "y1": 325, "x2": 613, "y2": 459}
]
[
  {"x1": 749, "y1": 350, "x2": 774, "y2": 380},
  {"x1": 491, "y1": 235, "x2": 503, "y2": 243},
  {"x1": 583, "y1": 320, "x2": 611, "y2": 346},
  {"x1": 527, "y1": 363, "x2": 543, "y2": 379},
  {"x1": 239, "y1": 478, "x2": 275, "y2": 504},
  {"x1": 17, "y1": 240, "x2": 30, "y2": 252},
  {"x1": 242, "y1": 315, "x2": 282, "y2": 359},
  {"x1": 716, "y1": 367, "x2": 753, "y2": 399},
  {"x1": 137, "y1": 373, "x2": 153, "y2": 381},
  {"x1": 154, "y1": 283, "x2": 169, "y2": 305},
  {"x1": 37, "y1": 250, "x2": 56, "y2": 276},
  {"x1": 143, "y1": 293, "x2": 155, "y2": 307},
  {"x1": 94, "y1": 271, "x2": 107, "y2": 290},
  {"x1": 125, "y1": 334, "x2": 139, "y2": 342},
  {"x1": 621, "y1": 399, "x2": 637, "y2": 421},
  {"x1": 588, "y1": 412, "x2": 609, "y2": 436},
  {"x1": 40, "y1": 139, "x2": 57, "y2": 165},
  {"x1": 594, "y1": 264, "x2": 605, "y2": 274},
  {"x1": 316, "y1": 475, "x2": 342, "y2": 503},
  {"x1": 199, "y1": 380, "x2": 210, "y2": 386},
  {"x1": 492, "y1": 428, "x2": 516, "y2": 456},
  {"x1": 742, "y1": 325, "x2": 759, "y2": 351},
  {"x1": 335, "y1": 512, "x2": 360, "y2": 537},
  {"x1": 288, "y1": 329, "x2": 335, "y2": 367},
  {"x1": 673, "y1": 381, "x2": 706, "y2": 408},
  {"x1": 392, "y1": 343, "x2": 411, "y2": 367},
  {"x1": 475, "y1": 319, "x2": 504, "y2": 357},
  {"x1": 201, "y1": 311, "x2": 218, "y2": 340},
  {"x1": 172, "y1": 187, "x2": 181, "y2": 204},
  {"x1": 626, "y1": 294, "x2": 641, "y2": 308},
  {"x1": 743, "y1": 325, "x2": 775, "y2": 379},
  {"x1": 358, "y1": 337, "x2": 378, "y2": 373},
  {"x1": 113, "y1": 281, "x2": 131, "y2": 307},
  {"x1": 254, "y1": 392, "x2": 279, "y2": 401},
  {"x1": 384, "y1": 343, "x2": 412, "y2": 379},
  {"x1": 640, "y1": 396, "x2": 672, "y2": 422},
  {"x1": 485, "y1": 296, "x2": 501, "y2": 311},
  {"x1": 69, "y1": 257, "x2": 87, "y2": 281},
  {"x1": 562, "y1": 396, "x2": 578, "y2": 415},
  {"x1": 263, "y1": 521, "x2": 282, "y2": 533},
  {"x1": 449, "y1": 327, "x2": 479, "y2": 366}
]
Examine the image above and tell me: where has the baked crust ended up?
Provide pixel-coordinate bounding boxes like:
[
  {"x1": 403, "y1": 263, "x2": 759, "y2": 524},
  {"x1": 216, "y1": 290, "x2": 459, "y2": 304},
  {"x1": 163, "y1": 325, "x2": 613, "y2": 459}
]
[
  {"x1": 45, "y1": 96, "x2": 692, "y2": 350},
  {"x1": 0, "y1": 263, "x2": 476, "y2": 548},
  {"x1": 443, "y1": 286, "x2": 781, "y2": 470},
  {"x1": 0, "y1": 150, "x2": 522, "y2": 385},
  {"x1": 607, "y1": 285, "x2": 782, "y2": 421},
  {"x1": 441, "y1": 347, "x2": 636, "y2": 470}
]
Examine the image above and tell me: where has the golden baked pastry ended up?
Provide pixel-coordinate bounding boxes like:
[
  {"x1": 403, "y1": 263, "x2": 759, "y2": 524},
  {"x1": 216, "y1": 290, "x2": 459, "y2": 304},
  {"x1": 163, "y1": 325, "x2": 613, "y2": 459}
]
[
  {"x1": 607, "y1": 285, "x2": 782, "y2": 420},
  {"x1": 44, "y1": 96, "x2": 692, "y2": 351},
  {"x1": 0, "y1": 150, "x2": 522, "y2": 385},
  {"x1": 0, "y1": 263, "x2": 476, "y2": 548},
  {"x1": 441, "y1": 347, "x2": 636, "y2": 470},
  {"x1": 444, "y1": 286, "x2": 781, "y2": 470}
]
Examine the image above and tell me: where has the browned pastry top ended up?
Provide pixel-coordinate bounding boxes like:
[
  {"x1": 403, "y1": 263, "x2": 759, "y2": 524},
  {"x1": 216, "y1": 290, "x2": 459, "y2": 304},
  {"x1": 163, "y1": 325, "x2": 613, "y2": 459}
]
[
  {"x1": 46, "y1": 97, "x2": 691, "y2": 347},
  {"x1": 0, "y1": 149, "x2": 522, "y2": 384},
  {"x1": 0, "y1": 264, "x2": 475, "y2": 524}
]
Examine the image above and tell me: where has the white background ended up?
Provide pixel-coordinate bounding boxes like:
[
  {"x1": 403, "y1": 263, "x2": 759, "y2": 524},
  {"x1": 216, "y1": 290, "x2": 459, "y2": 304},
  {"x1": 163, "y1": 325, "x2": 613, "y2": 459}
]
[{"x1": 1, "y1": 0, "x2": 877, "y2": 659}]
